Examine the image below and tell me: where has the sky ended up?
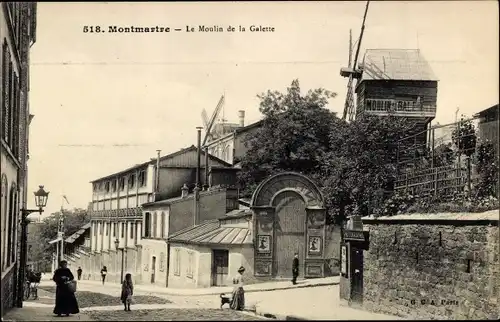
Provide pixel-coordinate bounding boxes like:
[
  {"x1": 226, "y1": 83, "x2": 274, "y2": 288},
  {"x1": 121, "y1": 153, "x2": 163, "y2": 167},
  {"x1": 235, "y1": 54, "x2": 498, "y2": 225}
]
[{"x1": 26, "y1": 1, "x2": 499, "y2": 218}]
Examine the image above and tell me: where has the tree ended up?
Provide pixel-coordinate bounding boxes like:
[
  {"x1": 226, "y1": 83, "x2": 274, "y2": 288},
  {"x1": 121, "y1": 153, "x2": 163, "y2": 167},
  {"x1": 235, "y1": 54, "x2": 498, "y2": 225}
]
[
  {"x1": 321, "y1": 114, "x2": 415, "y2": 223},
  {"x1": 238, "y1": 79, "x2": 339, "y2": 197},
  {"x1": 452, "y1": 116, "x2": 477, "y2": 158},
  {"x1": 28, "y1": 208, "x2": 90, "y2": 269}
]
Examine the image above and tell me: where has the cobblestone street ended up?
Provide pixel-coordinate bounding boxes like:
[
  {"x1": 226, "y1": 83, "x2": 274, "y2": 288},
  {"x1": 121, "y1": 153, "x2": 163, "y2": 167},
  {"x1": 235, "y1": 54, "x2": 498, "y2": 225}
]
[{"x1": 86, "y1": 308, "x2": 263, "y2": 321}]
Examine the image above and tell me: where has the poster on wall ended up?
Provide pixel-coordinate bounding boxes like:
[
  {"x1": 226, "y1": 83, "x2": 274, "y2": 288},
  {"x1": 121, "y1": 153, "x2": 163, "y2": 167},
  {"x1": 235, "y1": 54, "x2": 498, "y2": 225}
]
[
  {"x1": 341, "y1": 245, "x2": 347, "y2": 275},
  {"x1": 308, "y1": 236, "x2": 322, "y2": 254},
  {"x1": 257, "y1": 235, "x2": 271, "y2": 253}
]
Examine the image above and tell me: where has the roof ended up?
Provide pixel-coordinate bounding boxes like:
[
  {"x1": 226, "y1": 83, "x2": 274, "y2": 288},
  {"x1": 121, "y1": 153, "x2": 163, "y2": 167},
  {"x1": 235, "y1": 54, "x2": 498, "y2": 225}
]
[
  {"x1": 141, "y1": 186, "x2": 234, "y2": 208},
  {"x1": 65, "y1": 223, "x2": 91, "y2": 243},
  {"x1": 204, "y1": 120, "x2": 263, "y2": 148},
  {"x1": 359, "y1": 49, "x2": 438, "y2": 83},
  {"x1": 474, "y1": 104, "x2": 499, "y2": 118},
  {"x1": 91, "y1": 145, "x2": 232, "y2": 183},
  {"x1": 168, "y1": 210, "x2": 253, "y2": 246}
]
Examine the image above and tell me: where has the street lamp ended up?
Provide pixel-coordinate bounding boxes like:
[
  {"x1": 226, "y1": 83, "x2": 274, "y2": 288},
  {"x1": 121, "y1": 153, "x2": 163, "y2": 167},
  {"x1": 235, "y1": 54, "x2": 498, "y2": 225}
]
[
  {"x1": 114, "y1": 238, "x2": 124, "y2": 283},
  {"x1": 17, "y1": 185, "x2": 49, "y2": 308}
]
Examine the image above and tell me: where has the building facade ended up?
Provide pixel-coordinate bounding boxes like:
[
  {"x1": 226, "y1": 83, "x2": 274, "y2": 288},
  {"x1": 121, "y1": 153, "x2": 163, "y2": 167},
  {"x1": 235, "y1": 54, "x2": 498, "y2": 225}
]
[
  {"x1": 140, "y1": 186, "x2": 240, "y2": 287},
  {"x1": 84, "y1": 146, "x2": 233, "y2": 284},
  {"x1": 168, "y1": 209, "x2": 254, "y2": 288},
  {"x1": 205, "y1": 117, "x2": 262, "y2": 166},
  {"x1": 1, "y1": 2, "x2": 37, "y2": 315}
]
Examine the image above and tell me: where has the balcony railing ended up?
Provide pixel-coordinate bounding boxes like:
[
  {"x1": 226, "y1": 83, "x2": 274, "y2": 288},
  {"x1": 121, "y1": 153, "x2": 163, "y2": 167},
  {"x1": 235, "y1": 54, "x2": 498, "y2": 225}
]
[{"x1": 362, "y1": 99, "x2": 436, "y2": 118}]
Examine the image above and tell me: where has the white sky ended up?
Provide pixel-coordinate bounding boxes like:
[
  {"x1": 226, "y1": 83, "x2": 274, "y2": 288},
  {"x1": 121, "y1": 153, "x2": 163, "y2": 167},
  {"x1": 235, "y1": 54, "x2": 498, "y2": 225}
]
[{"x1": 26, "y1": 1, "x2": 499, "y2": 217}]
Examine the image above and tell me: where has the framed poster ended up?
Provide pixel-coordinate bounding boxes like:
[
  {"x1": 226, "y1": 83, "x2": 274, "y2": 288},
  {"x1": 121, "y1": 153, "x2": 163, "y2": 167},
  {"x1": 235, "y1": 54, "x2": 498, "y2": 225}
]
[
  {"x1": 308, "y1": 236, "x2": 322, "y2": 254},
  {"x1": 341, "y1": 245, "x2": 347, "y2": 276},
  {"x1": 257, "y1": 235, "x2": 271, "y2": 253}
]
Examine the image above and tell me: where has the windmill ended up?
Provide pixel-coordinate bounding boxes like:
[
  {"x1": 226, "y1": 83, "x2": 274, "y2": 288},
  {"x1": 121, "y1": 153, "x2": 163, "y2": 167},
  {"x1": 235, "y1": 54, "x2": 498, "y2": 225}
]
[
  {"x1": 341, "y1": 1, "x2": 370, "y2": 122},
  {"x1": 201, "y1": 94, "x2": 225, "y2": 147}
]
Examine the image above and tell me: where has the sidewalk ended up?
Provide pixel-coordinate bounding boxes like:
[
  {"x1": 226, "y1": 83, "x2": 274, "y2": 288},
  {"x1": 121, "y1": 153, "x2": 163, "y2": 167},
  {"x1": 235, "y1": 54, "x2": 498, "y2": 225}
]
[
  {"x1": 247, "y1": 286, "x2": 402, "y2": 321},
  {"x1": 41, "y1": 276, "x2": 339, "y2": 297},
  {"x1": 2, "y1": 305, "x2": 93, "y2": 321}
]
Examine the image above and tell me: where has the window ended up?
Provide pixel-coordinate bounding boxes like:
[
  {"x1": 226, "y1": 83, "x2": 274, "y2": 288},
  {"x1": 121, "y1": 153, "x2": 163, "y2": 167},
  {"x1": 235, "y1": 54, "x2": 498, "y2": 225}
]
[
  {"x1": 186, "y1": 251, "x2": 194, "y2": 278},
  {"x1": 119, "y1": 177, "x2": 125, "y2": 191},
  {"x1": 93, "y1": 184, "x2": 98, "y2": 192},
  {"x1": 139, "y1": 171, "x2": 147, "y2": 187},
  {"x1": 160, "y1": 212, "x2": 166, "y2": 238},
  {"x1": 144, "y1": 212, "x2": 151, "y2": 237},
  {"x1": 105, "y1": 182, "x2": 110, "y2": 193},
  {"x1": 121, "y1": 223, "x2": 125, "y2": 238},
  {"x1": 111, "y1": 180, "x2": 117, "y2": 192},
  {"x1": 130, "y1": 223, "x2": 135, "y2": 239},
  {"x1": 152, "y1": 213, "x2": 158, "y2": 238},
  {"x1": 128, "y1": 175, "x2": 136, "y2": 189},
  {"x1": 98, "y1": 182, "x2": 103, "y2": 191},
  {"x1": 113, "y1": 223, "x2": 117, "y2": 237},
  {"x1": 2, "y1": 42, "x2": 10, "y2": 143},
  {"x1": 174, "y1": 249, "x2": 181, "y2": 276}
]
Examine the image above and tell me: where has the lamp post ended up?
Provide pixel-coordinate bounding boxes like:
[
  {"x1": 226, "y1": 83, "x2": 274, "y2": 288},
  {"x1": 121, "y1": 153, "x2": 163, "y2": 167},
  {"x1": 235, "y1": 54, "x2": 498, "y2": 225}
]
[
  {"x1": 114, "y1": 238, "x2": 124, "y2": 283},
  {"x1": 16, "y1": 185, "x2": 49, "y2": 308}
]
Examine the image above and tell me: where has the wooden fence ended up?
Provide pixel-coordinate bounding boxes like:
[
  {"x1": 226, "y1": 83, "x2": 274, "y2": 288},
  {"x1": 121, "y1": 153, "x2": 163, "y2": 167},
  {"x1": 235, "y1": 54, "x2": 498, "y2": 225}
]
[{"x1": 395, "y1": 165, "x2": 471, "y2": 199}]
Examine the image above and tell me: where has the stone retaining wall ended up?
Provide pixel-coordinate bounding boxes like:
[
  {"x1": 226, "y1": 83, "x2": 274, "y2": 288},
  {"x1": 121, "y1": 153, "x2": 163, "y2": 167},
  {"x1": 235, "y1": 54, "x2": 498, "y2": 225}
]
[{"x1": 361, "y1": 212, "x2": 499, "y2": 320}]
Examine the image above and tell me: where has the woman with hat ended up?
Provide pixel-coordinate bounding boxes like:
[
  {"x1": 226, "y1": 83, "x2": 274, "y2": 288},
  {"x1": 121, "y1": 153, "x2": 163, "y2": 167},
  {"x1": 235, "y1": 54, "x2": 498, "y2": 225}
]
[
  {"x1": 230, "y1": 266, "x2": 246, "y2": 310},
  {"x1": 52, "y1": 260, "x2": 80, "y2": 317}
]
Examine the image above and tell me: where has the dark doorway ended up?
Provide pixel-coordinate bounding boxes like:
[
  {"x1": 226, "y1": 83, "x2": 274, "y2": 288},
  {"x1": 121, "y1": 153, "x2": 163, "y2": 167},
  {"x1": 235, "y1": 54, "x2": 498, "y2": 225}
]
[
  {"x1": 212, "y1": 249, "x2": 229, "y2": 286},
  {"x1": 151, "y1": 256, "x2": 156, "y2": 284},
  {"x1": 350, "y1": 247, "x2": 364, "y2": 303}
]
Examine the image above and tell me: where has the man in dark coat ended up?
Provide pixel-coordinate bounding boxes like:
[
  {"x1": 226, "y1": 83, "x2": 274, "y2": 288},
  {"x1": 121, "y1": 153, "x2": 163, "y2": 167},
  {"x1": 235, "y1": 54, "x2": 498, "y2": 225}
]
[
  {"x1": 77, "y1": 267, "x2": 82, "y2": 280},
  {"x1": 292, "y1": 253, "x2": 299, "y2": 285}
]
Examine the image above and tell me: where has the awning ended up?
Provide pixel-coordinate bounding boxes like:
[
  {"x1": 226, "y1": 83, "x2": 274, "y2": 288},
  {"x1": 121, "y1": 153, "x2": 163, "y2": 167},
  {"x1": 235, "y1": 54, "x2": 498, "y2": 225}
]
[{"x1": 65, "y1": 223, "x2": 91, "y2": 244}]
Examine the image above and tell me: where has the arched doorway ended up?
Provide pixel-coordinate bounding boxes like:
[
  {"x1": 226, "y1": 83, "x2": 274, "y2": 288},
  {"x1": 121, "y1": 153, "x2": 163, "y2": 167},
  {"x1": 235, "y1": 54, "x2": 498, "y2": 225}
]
[{"x1": 251, "y1": 172, "x2": 327, "y2": 279}]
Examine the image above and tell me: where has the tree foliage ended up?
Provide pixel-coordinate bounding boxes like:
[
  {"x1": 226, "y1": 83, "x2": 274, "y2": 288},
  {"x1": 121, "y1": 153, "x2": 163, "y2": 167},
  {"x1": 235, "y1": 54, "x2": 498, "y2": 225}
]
[
  {"x1": 28, "y1": 208, "x2": 90, "y2": 268},
  {"x1": 452, "y1": 117, "x2": 477, "y2": 157},
  {"x1": 238, "y1": 79, "x2": 339, "y2": 197},
  {"x1": 321, "y1": 114, "x2": 414, "y2": 223},
  {"x1": 238, "y1": 79, "x2": 414, "y2": 224}
]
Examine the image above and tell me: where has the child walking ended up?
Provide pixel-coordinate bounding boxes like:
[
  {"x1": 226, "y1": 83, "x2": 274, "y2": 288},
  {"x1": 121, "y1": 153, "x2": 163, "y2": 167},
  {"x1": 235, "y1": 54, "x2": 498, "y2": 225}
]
[{"x1": 120, "y1": 273, "x2": 134, "y2": 311}]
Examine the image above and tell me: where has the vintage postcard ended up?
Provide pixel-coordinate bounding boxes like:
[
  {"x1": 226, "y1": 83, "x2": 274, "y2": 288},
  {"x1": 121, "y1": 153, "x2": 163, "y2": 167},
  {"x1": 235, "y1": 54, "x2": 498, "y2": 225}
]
[{"x1": 1, "y1": 1, "x2": 498, "y2": 321}]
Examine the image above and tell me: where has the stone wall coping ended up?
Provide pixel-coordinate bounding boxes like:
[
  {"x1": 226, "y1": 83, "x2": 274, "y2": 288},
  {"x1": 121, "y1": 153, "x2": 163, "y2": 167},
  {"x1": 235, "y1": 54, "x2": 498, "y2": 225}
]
[{"x1": 361, "y1": 210, "x2": 500, "y2": 225}]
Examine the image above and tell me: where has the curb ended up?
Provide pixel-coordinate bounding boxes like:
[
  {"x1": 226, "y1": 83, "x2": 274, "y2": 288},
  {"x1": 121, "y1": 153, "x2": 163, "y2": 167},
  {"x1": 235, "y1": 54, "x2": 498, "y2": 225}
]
[{"x1": 71, "y1": 280, "x2": 339, "y2": 297}]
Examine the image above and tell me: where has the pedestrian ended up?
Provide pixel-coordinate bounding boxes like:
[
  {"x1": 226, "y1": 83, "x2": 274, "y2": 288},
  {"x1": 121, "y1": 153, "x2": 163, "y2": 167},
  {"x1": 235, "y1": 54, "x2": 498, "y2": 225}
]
[
  {"x1": 100, "y1": 266, "x2": 107, "y2": 285},
  {"x1": 77, "y1": 267, "x2": 82, "y2": 281},
  {"x1": 120, "y1": 273, "x2": 134, "y2": 311},
  {"x1": 52, "y1": 260, "x2": 80, "y2": 317},
  {"x1": 229, "y1": 266, "x2": 245, "y2": 311},
  {"x1": 292, "y1": 253, "x2": 299, "y2": 285}
]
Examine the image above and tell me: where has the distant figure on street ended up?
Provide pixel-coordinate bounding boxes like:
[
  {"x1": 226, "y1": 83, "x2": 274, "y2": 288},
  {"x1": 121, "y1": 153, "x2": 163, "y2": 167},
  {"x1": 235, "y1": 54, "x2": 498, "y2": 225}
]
[
  {"x1": 52, "y1": 260, "x2": 80, "y2": 317},
  {"x1": 77, "y1": 267, "x2": 82, "y2": 281},
  {"x1": 230, "y1": 266, "x2": 245, "y2": 311},
  {"x1": 100, "y1": 266, "x2": 107, "y2": 285},
  {"x1": 292, "y1": 253, "x2": 299, "y2": 285},
  {"x1": 120, "y1": 273, "x2": 134, "y2": 311}
]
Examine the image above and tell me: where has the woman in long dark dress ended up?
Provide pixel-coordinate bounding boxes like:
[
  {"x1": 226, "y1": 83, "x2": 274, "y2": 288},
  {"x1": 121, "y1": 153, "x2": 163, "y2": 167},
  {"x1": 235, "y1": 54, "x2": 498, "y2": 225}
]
[{"x1": 53, "y1": 260, "x2": 80, "y2": 317}]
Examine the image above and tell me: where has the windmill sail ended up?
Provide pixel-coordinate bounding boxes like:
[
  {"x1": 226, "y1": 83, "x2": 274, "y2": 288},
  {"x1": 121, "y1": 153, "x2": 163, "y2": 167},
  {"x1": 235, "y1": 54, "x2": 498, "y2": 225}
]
[
  {"x1": 202, "y1": 95, "x2": 225, "y2": 146},
  {"x1": 342, "y1": 1, "x2": 370, "y2": 121}
]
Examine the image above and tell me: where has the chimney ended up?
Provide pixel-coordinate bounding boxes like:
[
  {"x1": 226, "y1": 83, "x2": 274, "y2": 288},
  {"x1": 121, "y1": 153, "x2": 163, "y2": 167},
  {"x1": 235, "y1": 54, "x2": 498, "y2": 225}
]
[
  {"x1": 204, "y1": 146, "x2": 209, "y2": 191},
  {"x1": 181, "y1": 184, "x2": 189, "y2": 198},
  {"x1": 238, "y1": 110, "x2": 245, "y2": 127},
  {"x1": 196, "y1": 127, "x2": 202, "y2": 188}
]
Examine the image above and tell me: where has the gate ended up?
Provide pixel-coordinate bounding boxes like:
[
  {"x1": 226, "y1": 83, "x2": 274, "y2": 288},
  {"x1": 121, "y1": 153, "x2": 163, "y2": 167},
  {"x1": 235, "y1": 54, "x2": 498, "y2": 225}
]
[{"x1": 273, "y1": 191, "x2": 306, "y2": 278}]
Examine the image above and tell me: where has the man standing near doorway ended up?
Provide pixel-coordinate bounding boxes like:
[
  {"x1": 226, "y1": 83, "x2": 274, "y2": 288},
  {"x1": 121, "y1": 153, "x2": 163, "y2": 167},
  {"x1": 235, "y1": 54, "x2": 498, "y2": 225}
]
[{"x1": 292, "y1": 253, "x2": 299, "y2": 285}]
